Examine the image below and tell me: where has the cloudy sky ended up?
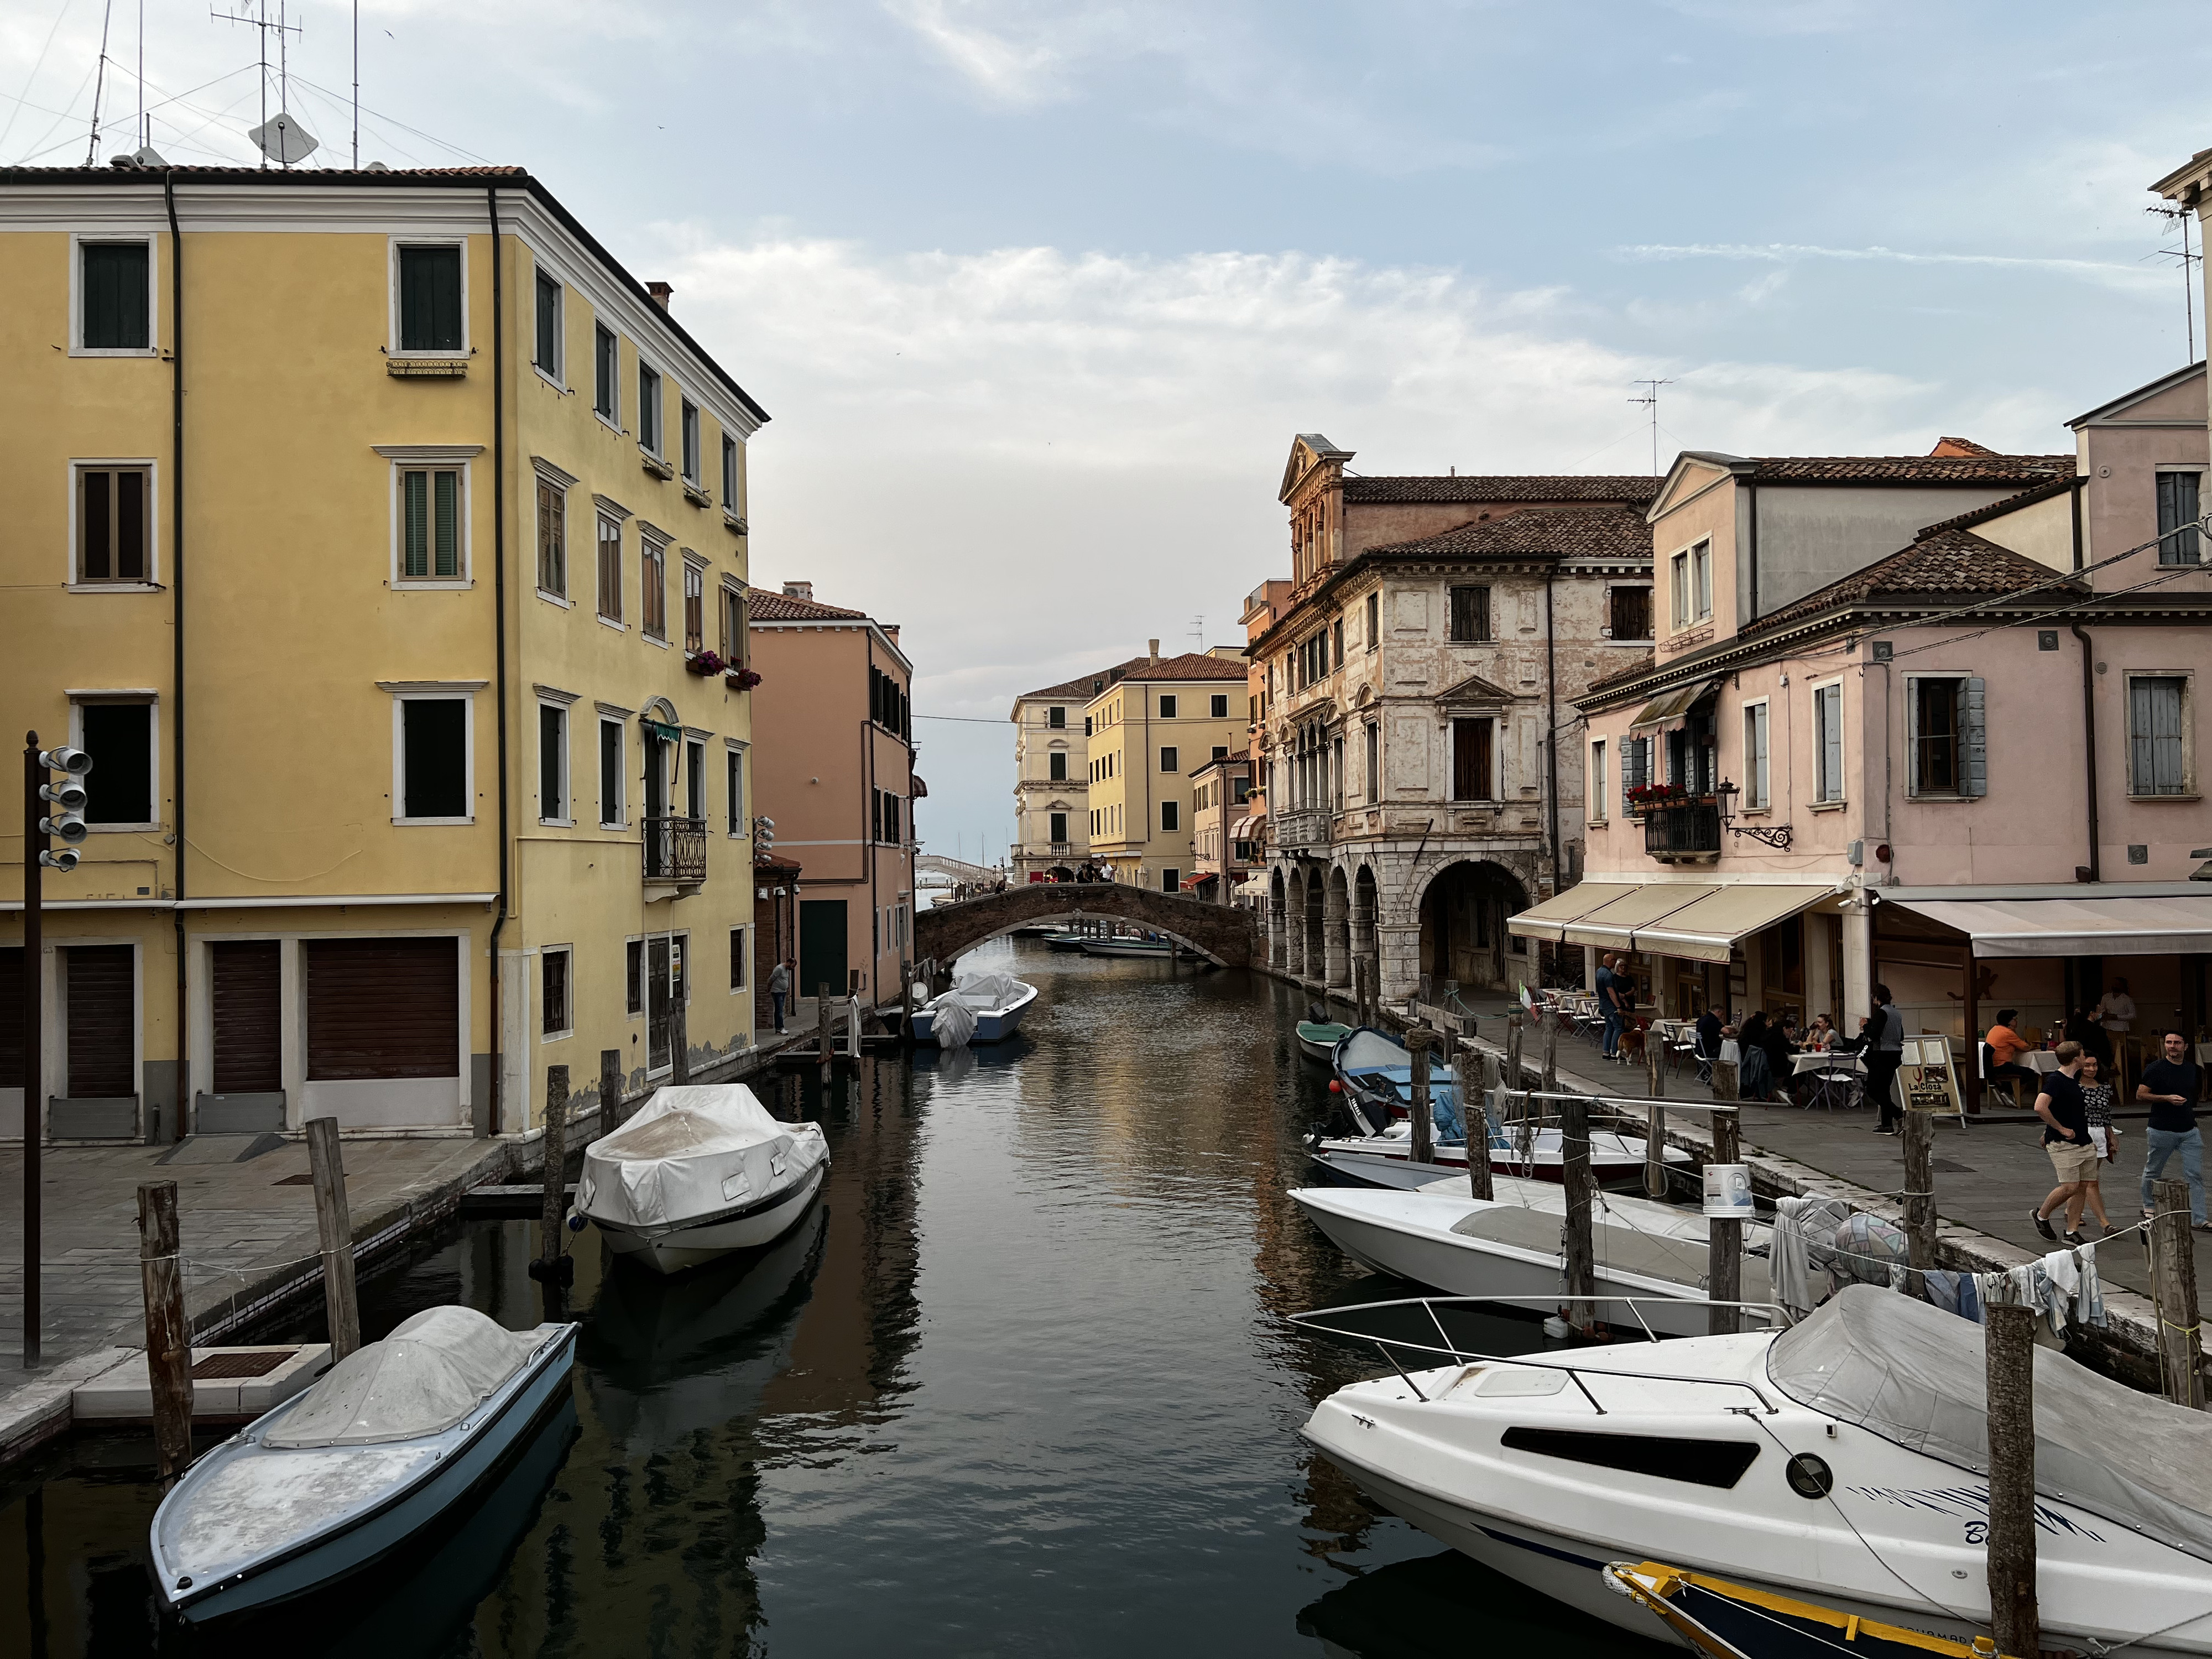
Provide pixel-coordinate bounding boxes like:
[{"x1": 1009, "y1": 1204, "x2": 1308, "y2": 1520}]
[{"x1": 7, "y1": 1, "x2": 2208, "y2": 861}]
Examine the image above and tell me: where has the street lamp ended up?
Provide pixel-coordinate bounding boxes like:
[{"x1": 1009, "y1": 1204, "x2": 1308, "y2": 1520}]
[
  {"x1": 1713, "y1": 777, "x2": 1793, "y2": 851},
  {"x1": 22, "y1": 736, "x2": 94, "y2": 1368}
]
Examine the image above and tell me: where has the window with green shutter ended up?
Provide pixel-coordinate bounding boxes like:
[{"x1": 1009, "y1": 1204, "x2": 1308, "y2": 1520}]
[
  {"x1": 397, "y1": 244, "x2": 462, "y2": 352},
  {"x1": 2129, "y1": 676, "x2": 2189, "y2": 796},
  {"x1": 401, "y1": 468, "x2": 463, "y2": 579},
  {"x1": 81, "y1": 241, "x2": 150, "y2": 349}
]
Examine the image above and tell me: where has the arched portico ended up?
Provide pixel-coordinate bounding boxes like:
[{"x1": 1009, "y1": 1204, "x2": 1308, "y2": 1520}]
[
  {"x1": 1414, "y1": 858, "x2": 1532, "y2": 995},
  {"x1": 1323, "y1": 865, "x2": 1350, "y2": 988}
]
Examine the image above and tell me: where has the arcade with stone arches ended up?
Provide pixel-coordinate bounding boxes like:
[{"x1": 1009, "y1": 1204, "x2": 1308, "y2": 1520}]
[{"x1": 1267, "y1": 849, "x2": 1542, "y2": 1004}]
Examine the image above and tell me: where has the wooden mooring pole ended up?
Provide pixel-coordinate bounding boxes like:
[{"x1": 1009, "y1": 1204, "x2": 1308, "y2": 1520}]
[
  {"x1": 1644, "y1": 1040, "x2": 1668, "y2": 1201},
  {"x1": 1540, "y1": 1018, "x2": 1558, "y2": 1100},
  {"x1": 1407, "y1": 1025, "x2": 1437, "y2": 1166},
  {"x1": 901, "y1": 962, "x2": 917, "y2": 1050},
  {"x1": 138, "y1": 1181, "x2": 193, "y2": 1479},
  {"x1": 599, "y1": 1048, "x2": 623, "y2": 1129},
  {"x1": 1707, "y1": 1107, "x2": 1741, "y2": 1336},
  {"x1": 818, "y1": 982, "x2": 834, "y2": 1068},
  {"x1": 2151, "y1": 1176, "x2": 2206, "y2": 1408},
  {"x1": 1901, "y1": 1105, "x2": 1937, "y2": 1296},
  {"x1": 305, "y1": 1117, "x2": 361, "y2": 1362},
  {"x1": 1985, "y1": 1300, "x2": 2041, "y2": 1658},
  {"x1": 1561, "y1": 1092, "x2": 1595, "y2": 1332},
  {"x1": 670, "y1": 1005, "x2": 690, "y2": 1086},
  {"x1": 529, "y1": 1067, "x2": 575, "y2": 1288},
  {"x1": 1505, "y1": 1009, "x2": 1525, "y2": 1093},
  {"x1": 1468, "y1": 1045, "x2": 1496, "y2": 1201}
]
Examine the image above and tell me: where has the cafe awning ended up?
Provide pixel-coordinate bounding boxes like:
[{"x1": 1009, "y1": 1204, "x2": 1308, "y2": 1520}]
[
  {"x1": 1634, "y1": 884, "x2": 1839, "y2": 963},
  {"x1": 1885, "y1": 894, "x2": 2212, "y2": 958},
  {"x1": 1504, "y1": 882, "x2": 1639, "y2": 943},
  {"x1": 1627, "y1": 677, "x2": 1721, "y2": 732},
  {"x1": 1564, "y1": 883, "x2": 1721, "y2": 948}
]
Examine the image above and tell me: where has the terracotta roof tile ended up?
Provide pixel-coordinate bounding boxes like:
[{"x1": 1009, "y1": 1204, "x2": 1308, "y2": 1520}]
[
  {"x1": 1340, "y1": 474, "x2": 1663, "y2": 505},
  {"x1": 1582, "y1": 653, "x2": 1656, "y2": 696},
  {"x1": 1017, "y1": 656, "x2": 1157, "y2": 701},
  {"x1": 1740, "y1": 453, "x2": 2074, "y2": 484},
  {"x1": 1907, "y1": 474, "x2": 2081, "y2": 542},
  {"x1": 1364, "y1": 504, "x2": 1653, "y2": 561},
  {"x1": 1112, "y1": 651, "x2": 1249, "y2": 682},
  {"x1": 1741, "y1": 529, "x2": 2079, "y2": 637},
  {"x1": 1929, "y1": 436, "x2": 1999, "y2": 457},
  {"x1": 749, "y1": 590, "x2": 871, "y2": 623}
]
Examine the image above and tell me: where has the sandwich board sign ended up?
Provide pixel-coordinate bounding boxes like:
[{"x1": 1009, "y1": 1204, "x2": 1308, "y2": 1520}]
[{"x1": 1898, "y1": 1036, "x2": 1965, "y2": 1124}]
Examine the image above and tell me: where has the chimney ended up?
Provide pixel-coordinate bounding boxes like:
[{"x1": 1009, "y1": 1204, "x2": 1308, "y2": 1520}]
[
  {"x1": 1148, "y1": 638, "x2": 1160, "y2": 664},
  {"x1": 647, "y1": 281, "x2": 674, "y2": 311},
  {"x1": 783, "y1": 581, "x2": 813, "y2": 601}
]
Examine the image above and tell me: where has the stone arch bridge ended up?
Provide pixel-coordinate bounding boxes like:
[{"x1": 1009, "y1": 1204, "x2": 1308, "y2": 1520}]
[{"x1": 915, "y1": 883, "x2": 1260, "y2": 968}]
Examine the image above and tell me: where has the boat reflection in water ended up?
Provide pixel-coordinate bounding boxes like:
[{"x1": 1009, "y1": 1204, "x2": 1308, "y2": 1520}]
[{"x1": 1296, "y1": 1550, "x2": 1650, "y2": 1659}]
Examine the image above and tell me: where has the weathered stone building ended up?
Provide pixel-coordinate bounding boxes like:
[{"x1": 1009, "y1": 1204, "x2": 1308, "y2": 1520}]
[{"x1": 1249, "y1": 436, "x2": 1661, "y2": 1002}]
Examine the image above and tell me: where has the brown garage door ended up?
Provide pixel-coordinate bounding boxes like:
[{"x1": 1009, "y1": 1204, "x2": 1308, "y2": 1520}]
[
  {"x1": 305, "y1": 937, "x2": 458, "y2": 1081},
  {"x1": 211, "y1": 940, "x2": 283, "y2": 1094},
  {"x1": 0, "y1": 947, "x2": 22, "y2": 1089},
  {"x1": 66, "y1": 946, "x2": 135, "y2": 1097}
]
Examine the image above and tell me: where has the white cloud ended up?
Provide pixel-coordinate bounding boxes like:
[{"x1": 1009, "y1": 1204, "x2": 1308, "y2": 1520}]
[{"x1": 1613, "y1": 240, "x2": 2161, "y2": 290}]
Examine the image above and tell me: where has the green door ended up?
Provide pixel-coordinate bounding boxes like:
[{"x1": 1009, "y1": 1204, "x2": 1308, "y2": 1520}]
[{"x1": 800, "y1": 899, "x2": 849, "y2": 1001}]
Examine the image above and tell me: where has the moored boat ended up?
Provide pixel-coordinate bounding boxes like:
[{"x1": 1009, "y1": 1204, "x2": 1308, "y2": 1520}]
[
  {"x1": 150, "y1": 1306, "x2": 577, "y2": 1622},
  {"x1": 578, "y1": 1084, "x2": 828, "y2": 1274},
  {"x1": 910, "y1": 969, "x2": 1040, "y2": 1046},
  {"x1": 1603, "y1": 1561, "x2": 2007, "y2": 1659},
  {"x1": 1297, "y1": 1019, "x2": 1352, "y2": 1062},
  {"x1": 1078, "y1": 933, "x2": 1194, "y2": 959},
  {"x1": 1317, "y1": 1120, "x2": 1693, "y2": 1188}
]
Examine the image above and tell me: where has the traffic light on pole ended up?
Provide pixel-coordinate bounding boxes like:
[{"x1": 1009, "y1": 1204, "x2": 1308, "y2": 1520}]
[{"x1": 37, "y1": 745, "x2": 92, "y2": 871}]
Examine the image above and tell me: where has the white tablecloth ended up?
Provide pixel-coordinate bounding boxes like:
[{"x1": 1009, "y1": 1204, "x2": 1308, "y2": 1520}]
[{"x1": 1793, "y1": 1051, "x2": 1864, "y2": 1075}]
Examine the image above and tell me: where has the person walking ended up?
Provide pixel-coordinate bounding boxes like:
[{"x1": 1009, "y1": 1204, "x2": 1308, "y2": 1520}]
[
  {"x1": 1596, "y1": 953, "x2": 1623, "y2": 1061},
  {"x1": 2138, "y1": 1027, "x2": 2208, "y2": 1229},
  {"x1": 2076, "y1": 1051, "x2": 2117, "y2": 1238},
  {"x1": 768, "y1": 957, "x2": 793, "y2": 1035},
  {"x1": 2030, "y1": 1040, "x2": 2096, "y2": 1246},
  {"x1": 1865, "y1": 983, "x2": 1906, "y2": 1135}
]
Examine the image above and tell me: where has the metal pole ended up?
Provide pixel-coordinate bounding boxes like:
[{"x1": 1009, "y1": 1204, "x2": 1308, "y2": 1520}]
[
  {"x1": 1644, "y1": 1035, "x2": 1668, "y2": 1200},
  {"x1": 1406, "y1": 1025, "x2": 1437, "y2": 1166},
  {"x1": 304, "y1": 1115, "x2": 360, "y2": 1361},
  {"x1": 2152, "y1": 1176, "x2": 2206, "y2": 1408},
  {"x1": 1985, "y1": 1300, "x2": 2041, "y2": 1658},
  {"x1": 23, "y1": 735, "x2": 43, "y2": 1369},
  {"x1": 138, "y1": 1180, "x2": 192, "y2": 1479},
  {"x1": 1708, "y1": 1107, "x2": 1742, "y2": 1335}
]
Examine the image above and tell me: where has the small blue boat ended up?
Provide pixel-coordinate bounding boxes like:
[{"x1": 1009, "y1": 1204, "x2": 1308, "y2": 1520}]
[
  {"x1": 151, "y1": 1306, "x2": 577, "y2": 1621},
  {"x1": 1331, "y1": 1026, "x2": 1467, "y2": 1141}
]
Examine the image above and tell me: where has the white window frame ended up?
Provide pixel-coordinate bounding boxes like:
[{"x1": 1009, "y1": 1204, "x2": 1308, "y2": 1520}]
[
  {"x1": 592, "y1": 322, "x2": 622, "y2": 431},
  {"x1": 721, "y1": 434, "x2": 740, "y2": 517},
  {"x1": 540, "y1": 944, "x2": 574, "y2": 1042},
  {"x1": 638, "y1": 359, "x2": 665, "y2": 458},
  {"x1": 638, "y1": 525, "x2": 672, "y2": 648},
  {"x1": 2126, "y1": 669, "x2": 2197, "y2": 799},
  {"x1": 1741, "y1": 698, "x2": 1770, "y2": 810},
  {"x1": 1692, "y1": 540, "x2": 1713, "y2": 620},
  {"x1": 597, "y1": 711, "x2": 628, "y2": 828},
  {"x1": 1162, "y1": 800, "x2": 1180, "y2": 832},
  {"x1": 70, "y1": 232, "x2": 159, "y2": 359},
  {"x1": 725, "y1": 738, "x2": 748, "y2": 836},
  {"x1": 1588, "y1": 737, "x2": 1606, "y2": 825},
  {"x1": 535, "y1": 690, "x2": 575, "y2": 827},
  {"x1": 680, "y1": 398, "x2": 701, "y2": 483},
  {"x1": 532, "y1": 457, "x2": 576, "y2": 605},
  {"x1": 1812, "y1": 679, "x2": 1846, "y2": 806},
  {"x1": 67, "y1": 691, "x2": 161, "y2": 832},
  {"x1": 387, "y1": 236, "x2": 469, "y2": 360},
  {"x1": 385, "y1": 683, "x2": 482, "y2": 827},
  {"x1": 65, "y1": 456, "x2": 161, "y2": 591},
  {"x1": 1669, "y1": 549, "x2": 1689, "y2": 630},
  {"x1": 375, "y1": 444, "x2": 483, "y2": 589},
  {"x1": 531, "y1": 263, "x2": 564, "y2": 388}
]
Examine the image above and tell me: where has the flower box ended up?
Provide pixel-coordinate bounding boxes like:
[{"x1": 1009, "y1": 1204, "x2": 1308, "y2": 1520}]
[
  {"x1": 726, "y1": 667, "x2": 763, "y2": 691},
  {"x1": 685, "y1": 650, "x2": 729, "y2": 677}
]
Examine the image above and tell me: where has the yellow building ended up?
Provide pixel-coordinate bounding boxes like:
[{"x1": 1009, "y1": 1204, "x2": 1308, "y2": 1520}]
[
  {"x1": 1083, "y1": 645, "x2": 1249, "y2": 891},
  {"x1": 1, "y1": 164, "x2": 765, "y2": 1143}
]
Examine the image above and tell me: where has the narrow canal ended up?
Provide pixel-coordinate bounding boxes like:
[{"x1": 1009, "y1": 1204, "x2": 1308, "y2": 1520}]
[{"x1": 0, "y1": 940, "x2": 1655, "y2": 1656}]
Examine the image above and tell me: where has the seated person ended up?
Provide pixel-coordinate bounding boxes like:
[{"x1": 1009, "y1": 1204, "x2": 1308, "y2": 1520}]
[
  {"x1": 1804, "y1": 1014, "x2": 1837, "y2": 1052},
  {"x1": 1986, "y1": 1009, "x2": 2037, "y2": 1096}
]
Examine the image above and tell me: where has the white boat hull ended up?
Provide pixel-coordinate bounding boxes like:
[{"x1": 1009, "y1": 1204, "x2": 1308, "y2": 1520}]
[
  {"x1": 1317, "y1": 1126, "x2": 1690, "y2": 1188},
  {"x1": 599, "y1": 1161, "x2": 827, "y2": 1274},
  {"x1": 909, "y1": 983, "x2": 1039, "y2": 1044}
]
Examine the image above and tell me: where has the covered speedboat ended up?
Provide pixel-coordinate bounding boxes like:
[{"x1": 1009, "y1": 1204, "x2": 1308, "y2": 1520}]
[
  {"x1": 1317, "y1": 1120, "x2": 1693, "y2": 1189},
  {"x1": 150, "y1": 1307, "x2": 576, "y2": 1622},
  {"x1": 1291, "y1": 1178, "x2": 1773, "y2": 1339},
  {"x1": 1299, "y1": 1284, "x2": 2212, "y2": 1655},
  {"x1": 578, "y1": 1084, "x2": 827, "y2": 1274},
  {"x1": 910, "y1": 966, "x2": 1039, "y2": 1046}
]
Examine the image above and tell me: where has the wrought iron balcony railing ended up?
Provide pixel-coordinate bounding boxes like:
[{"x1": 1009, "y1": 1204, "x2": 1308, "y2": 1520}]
[
  {"x1": 644, "y1": 816, "x2": 708, "y2": 884},
  {"x1": 1642, "y1": 801, "x2": 1721, "y2": 864}
]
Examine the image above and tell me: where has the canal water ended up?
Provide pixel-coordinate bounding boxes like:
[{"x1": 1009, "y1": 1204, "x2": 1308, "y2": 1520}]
[{"x1": 0, "y1": 940, "x2": 1657, "y2": 1657}]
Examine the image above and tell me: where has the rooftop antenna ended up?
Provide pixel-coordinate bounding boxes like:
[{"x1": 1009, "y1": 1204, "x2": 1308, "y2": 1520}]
[
  {"x1": 351, "y1": 0, "x2": 358, "y2": 168},
  {"x1": 1629, "y1": 378, "x2": 1675, "y2": 476},
  {"x1": 1190, "y1": 614, "x2": 1204, "y2": 650},
  {"x1": 137, "y1": 0, "x2": 144, "y2": 148},
  {"x1": 85, "y1": 0, "x2": 116, "y2": 165},
  {"x1": 214, "y1": 1, "x2": 305, "y2": 166},
  {"x1": 2148, "y1": 204, "x2": 2201, "y2": 363}
]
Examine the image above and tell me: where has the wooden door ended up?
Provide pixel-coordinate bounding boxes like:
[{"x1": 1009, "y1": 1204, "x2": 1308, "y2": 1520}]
[
  {"x1": 647, "y1": 937, "x2": 674, "y2": 1071},
  {"x1": 65, "y1": 946, "x2": 135, "y2": 1097},
  {"x1": 211, "y1": 940, "x2": 282, "y2": 1094},
  {"x1": 800, "y1": 900, "x2": 848, "y2": 1002},
  {"x1": 305, "y1": 937, "x2": 458, "y2": 1080}
]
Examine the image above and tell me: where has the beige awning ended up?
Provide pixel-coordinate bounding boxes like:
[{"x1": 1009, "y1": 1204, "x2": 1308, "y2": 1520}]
[
  {"x1": 1887, "y1": 894, "x2": 2212, "y2": 958},
  {"x1": 1504, "y1": 882, "x2": 1639, "y2": 943},
  {"x1": 1633, "y1": 884, "x2": 1840, "y2": 963},
  {"x1": 1563, "y1": 883, "x2": 1720, "y2": 948},
  {"x1": 1627, "y1": 677, "x2": 1721, "y2": 732}
]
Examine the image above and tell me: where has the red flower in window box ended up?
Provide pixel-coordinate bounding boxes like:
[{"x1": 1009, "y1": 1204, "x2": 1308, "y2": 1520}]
[
  {"x1": 726, "y1": 666, "x2": 763, "y2": 691},
  {"x1": 1625, "y1": 782, "x2": 1693, "y2": 810},
  {"x1": 685, "y1": 650, "x2": 729, "y2": 677}
]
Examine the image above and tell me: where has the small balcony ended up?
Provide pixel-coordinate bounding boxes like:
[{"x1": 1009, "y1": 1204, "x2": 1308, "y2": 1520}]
[
  {"x1": 643, "y1": 816, "x2": 708, "y2": 885},
  {"x1": 1276, "y1": 808, "x2": 1332, "y2": 851},
  {"x1": 1642, "y1": 801, "x2": 1721, "y2": 864}
]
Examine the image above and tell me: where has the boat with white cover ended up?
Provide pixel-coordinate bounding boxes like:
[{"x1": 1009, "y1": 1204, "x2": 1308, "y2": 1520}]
[
  {"x1": 578, "y1": 1084, "x2": 828, "y2": 1274},
  {"x1": 1317, "y1": 1120, "x2": 1692, "y2": 1190},
  {"x1": 910, "y1": 966, "x2": 1040, "y2": 1046},
  {"x1": 1292, "y1": 1178, "x2": 1772, "y2": 1338},
  {"x1": 1298, "y1": 1284, "x2": 2212, "y2": 1655},
  {"x1": 150, "y1": 1306, "x2": 577, "y2": 1622}
]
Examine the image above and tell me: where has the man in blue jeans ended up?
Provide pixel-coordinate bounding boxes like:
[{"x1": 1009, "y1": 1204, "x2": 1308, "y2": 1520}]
[
  {"x1": 1597, "y1": 953, "x2": 1623, "y2": 1060},
  {"x1": 2138, "y1": 1027, "x2": 2206, "y2": 1227}
]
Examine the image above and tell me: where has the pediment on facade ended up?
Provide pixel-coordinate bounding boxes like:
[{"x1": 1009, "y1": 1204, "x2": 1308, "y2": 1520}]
[
  {"x1": 1433, "y1": 670, "x2": 1518, "y2": 709},
  {"x1": 1280, "y1": 432, "x2": 1354, "y2": 504},
  {"x1": 1650, "y1": 451, "x2": 1745, "y2": 524}
]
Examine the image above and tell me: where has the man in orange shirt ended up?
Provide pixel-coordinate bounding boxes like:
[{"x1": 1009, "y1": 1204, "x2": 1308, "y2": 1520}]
[{"x1": 1987, "y1": 1008, "x2": 2036, "y2": 1103}]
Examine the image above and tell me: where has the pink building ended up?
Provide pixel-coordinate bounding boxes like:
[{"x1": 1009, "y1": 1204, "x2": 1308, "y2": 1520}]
[{"x1": 1512, "y1": 385, "x2": 2212, "y2": 1105}]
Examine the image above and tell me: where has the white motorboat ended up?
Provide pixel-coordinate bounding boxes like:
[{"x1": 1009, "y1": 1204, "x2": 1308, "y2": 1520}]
[
  {"x1": 150, "y1": 1306, "x2": 577, "y2": 1621},
  {"x1": 910, "y1": 967, "x2": 1039, "y2": 1046},
  {"x1": 578, "y1": 1084, "x2": 828, "y2": 1274},
  {"x1": 1317, "y1": 1120, "x2": 1693, "y2": 1190},
  {"x1": 1077, "y1": 934, "x2": 1192, "y2": 959},
  {"x1": 1298, "y1": 1284, "x2": 2212, "y2": 1656},
  {"x1": 1292, "y1": 1179, "x2": 1771, "y2": 1338}
]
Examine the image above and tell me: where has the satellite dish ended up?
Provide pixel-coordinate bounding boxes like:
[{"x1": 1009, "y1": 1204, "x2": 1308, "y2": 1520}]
[
  {"x1": 248, "y1": 113, "x2": 319, "y2": 165},
  {"x1": 130, "y1": 144, "x2": 168, "y2": 168}
]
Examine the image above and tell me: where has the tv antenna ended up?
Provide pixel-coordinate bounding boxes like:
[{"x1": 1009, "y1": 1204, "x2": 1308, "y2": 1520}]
[
  {"x1": 2148, "y1": 204, "x2": 2202, "y2": 362},
  {"x1": 213, "y1": 1, "x2": 309, "y2": 166},
  {"x1": 84, "y1": 0, "x2": 116, "y2": 165},
  {"x1": 1190, "y1": 614, "x2": 1204, "y2": 650},
  {"x1": 1629, "y1": 379, "x2": 1675, "y2": 476}
]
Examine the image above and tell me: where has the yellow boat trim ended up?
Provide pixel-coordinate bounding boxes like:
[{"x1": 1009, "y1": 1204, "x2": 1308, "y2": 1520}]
[{"x1": 1609, "y1": 1562, "x2": 2017, "y2": 1659}]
